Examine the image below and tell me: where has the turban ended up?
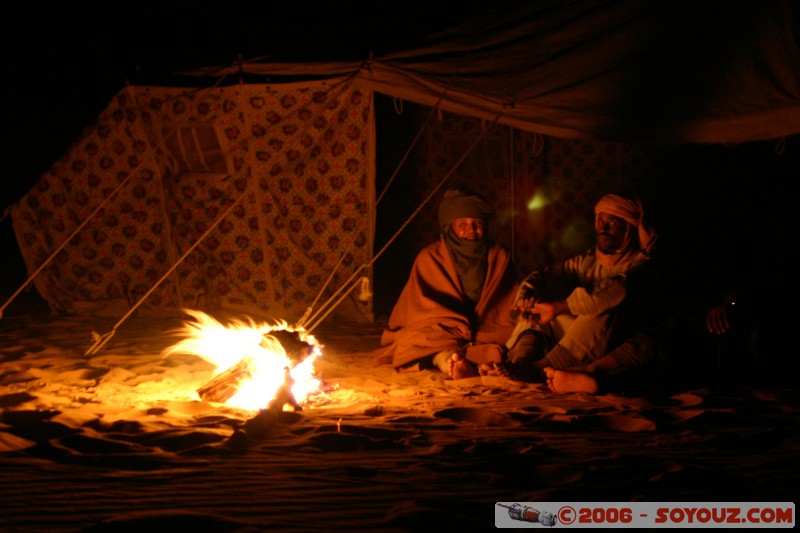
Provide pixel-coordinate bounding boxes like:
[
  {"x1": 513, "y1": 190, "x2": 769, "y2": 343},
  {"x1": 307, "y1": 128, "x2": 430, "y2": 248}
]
[
  {"x1": 594, "y1": 194, "x2": 658, "y2": 254},
  {"x1": 438, "y1": 187, "x2": 493, "y2": 232}
]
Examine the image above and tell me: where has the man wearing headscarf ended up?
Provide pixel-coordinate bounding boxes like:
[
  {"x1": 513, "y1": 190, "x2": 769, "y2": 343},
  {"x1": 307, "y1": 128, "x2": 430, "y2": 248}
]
[
  {"x1": 500, "y1": 193, "x2": 670, "y2": 392},
  {"x1": 373, "y1": 186, "x2": 519, "y2": 376}
]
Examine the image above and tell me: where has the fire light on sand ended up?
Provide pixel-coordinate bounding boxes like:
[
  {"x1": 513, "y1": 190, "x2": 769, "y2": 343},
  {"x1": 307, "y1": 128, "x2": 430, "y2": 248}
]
[{"x1": 162, "y1": 309, "x2": 323, "y2": 412}]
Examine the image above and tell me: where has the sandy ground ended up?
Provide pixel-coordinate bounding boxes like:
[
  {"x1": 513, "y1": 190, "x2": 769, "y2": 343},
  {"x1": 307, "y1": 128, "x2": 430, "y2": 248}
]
[{"x1": 1, "y1": 304, "x2": 798, "y2": 531}]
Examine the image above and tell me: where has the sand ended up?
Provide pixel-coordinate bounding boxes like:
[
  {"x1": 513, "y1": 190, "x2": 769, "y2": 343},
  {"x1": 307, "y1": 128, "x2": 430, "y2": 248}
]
[{"x1": 1, "y1": 306, "x2": 798, "y2": 531}]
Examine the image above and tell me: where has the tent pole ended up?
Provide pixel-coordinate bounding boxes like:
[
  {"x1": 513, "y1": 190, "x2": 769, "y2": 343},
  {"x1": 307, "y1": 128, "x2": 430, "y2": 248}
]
[{"x1": 236, "y1": 83, "x2": 277, "y2": 309}]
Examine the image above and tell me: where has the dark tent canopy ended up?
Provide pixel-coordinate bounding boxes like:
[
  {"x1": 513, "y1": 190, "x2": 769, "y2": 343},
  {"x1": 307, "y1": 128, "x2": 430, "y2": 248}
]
[{"x1": 186, "y1": 0, "x2": 800, "y2": 144}]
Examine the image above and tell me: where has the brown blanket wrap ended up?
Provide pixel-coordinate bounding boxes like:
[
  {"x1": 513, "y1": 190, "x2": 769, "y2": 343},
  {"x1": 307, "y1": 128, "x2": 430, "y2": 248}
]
[{"x1": 374, "y1": 238, "x2": 519, "y2": 368}]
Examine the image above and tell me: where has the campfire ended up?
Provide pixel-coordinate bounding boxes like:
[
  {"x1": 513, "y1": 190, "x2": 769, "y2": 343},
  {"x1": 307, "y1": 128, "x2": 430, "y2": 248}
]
[{"x1": 163, "y1": 309, "x2": 323, "y2": 412}]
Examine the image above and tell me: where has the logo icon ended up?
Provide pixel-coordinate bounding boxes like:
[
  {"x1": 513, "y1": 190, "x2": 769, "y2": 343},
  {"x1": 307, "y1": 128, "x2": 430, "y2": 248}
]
[{"x1": 497, "y1": 503, "x2": 557, "y2": 526}]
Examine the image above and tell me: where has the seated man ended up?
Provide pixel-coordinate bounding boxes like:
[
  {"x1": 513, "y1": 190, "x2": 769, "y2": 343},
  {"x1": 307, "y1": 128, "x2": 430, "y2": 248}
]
[
  {"x1": 372, "y1": 186, "x2": 520, "y2": 378},
  {"x1": 496, "y1": 192, "x2": 671, "y2": 394}
]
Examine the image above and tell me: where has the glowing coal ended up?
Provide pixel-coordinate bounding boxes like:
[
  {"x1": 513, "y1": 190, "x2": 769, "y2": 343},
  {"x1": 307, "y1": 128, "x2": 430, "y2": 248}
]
[{"x1": 163, "y1": 309, "x2": 323, "y2": 412}]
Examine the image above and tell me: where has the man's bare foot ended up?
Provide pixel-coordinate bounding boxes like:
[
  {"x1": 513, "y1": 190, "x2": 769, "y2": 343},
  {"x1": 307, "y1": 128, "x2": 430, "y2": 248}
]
[
  {"x1": 449, "y1": 352, "x2": 480, "y2": 379},
  {"x1": 544, "y1": 367, "x2": 599, "y2": 394},
  {"x1": 478, "y1": 362, "x2": 504, "y2": 377}
]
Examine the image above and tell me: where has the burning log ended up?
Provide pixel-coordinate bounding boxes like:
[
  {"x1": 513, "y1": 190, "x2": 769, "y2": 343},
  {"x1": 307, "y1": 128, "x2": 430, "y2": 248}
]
[
  {"x1": 225, "y1": 368, "x2": 303, "y2": 450},
  {"x1": 266, "y1": 329, "x2": 314, "y2": 364},
  {"x1": 197, "y1": 357, "x2": 303, "y2": 411},
  {"x1": 195, "y1": 330, "x2": 312, "y2": 407},
  {"x1": 267, "y1": 367, "x2": 302, "y2": 412},
  {"x1": 197, "y1": 357, "x2": 255, "y2": 404},
  {"x1": 166, "y1": 310, "x2": 322, "y2": 411}
]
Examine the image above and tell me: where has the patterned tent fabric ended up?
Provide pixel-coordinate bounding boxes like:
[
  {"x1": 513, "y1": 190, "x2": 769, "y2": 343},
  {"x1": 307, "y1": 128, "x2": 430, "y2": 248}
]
[{"x1": 11, "y1": 81, "x2": 374, "y2": 324}]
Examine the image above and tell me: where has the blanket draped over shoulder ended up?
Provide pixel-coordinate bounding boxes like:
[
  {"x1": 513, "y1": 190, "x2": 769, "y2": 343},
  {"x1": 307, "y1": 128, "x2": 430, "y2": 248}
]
[{"x1": 374, "y1": 238, "x2": 519, "y2": 368}]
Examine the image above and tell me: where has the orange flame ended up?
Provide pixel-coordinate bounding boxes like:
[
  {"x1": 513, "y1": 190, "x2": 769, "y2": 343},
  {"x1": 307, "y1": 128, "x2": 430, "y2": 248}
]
[{"x1": 163, "y1": 309, "x2": 322, "y2": 411}]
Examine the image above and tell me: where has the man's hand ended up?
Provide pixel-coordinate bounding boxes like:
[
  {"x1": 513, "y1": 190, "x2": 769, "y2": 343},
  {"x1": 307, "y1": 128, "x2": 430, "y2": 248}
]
[
  {"x1": 513, "y1": 296, "x2": 537, "y2": 319},
  {"x1": 530, "y1": 300, "x2": 568, "y2": 325}
]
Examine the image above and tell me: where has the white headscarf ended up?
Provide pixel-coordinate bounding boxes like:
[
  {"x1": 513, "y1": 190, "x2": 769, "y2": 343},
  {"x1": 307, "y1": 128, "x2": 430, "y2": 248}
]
[{"x1": 594, "y1": 194, "x2": 658, "y2": 267}]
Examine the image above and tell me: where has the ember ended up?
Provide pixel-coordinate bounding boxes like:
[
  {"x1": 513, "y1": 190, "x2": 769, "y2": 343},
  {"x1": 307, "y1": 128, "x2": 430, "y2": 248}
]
[{"x1": 163, "y1": 309, "x2": 323, "y2": 411}]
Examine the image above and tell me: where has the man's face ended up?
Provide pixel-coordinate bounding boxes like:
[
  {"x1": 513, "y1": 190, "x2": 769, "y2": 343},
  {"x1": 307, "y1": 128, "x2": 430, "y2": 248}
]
[
  {"x1": 451, "y1": 217, "x2": 485, "y2": 240},
  {"x1": 595, "y1": 212, "x2": 629, "y2": 253}
]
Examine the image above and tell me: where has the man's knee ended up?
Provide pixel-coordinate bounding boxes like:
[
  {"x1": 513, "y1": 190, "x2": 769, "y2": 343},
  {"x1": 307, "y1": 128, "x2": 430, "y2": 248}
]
[{"x1": 507, "y1": 329, "x2": 549, "y2": 363}]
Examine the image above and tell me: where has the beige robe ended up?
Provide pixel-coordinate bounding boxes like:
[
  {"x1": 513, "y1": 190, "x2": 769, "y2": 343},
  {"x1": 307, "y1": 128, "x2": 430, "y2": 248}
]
[{"x1": 508, "y1": 248, "x2": 652, "y2": 366}]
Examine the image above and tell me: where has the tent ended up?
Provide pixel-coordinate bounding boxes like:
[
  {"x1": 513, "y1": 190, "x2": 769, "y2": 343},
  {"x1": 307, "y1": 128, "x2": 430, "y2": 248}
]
[{"x1": 5, "y1": 0, "x2": 800, "y2": 336}]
